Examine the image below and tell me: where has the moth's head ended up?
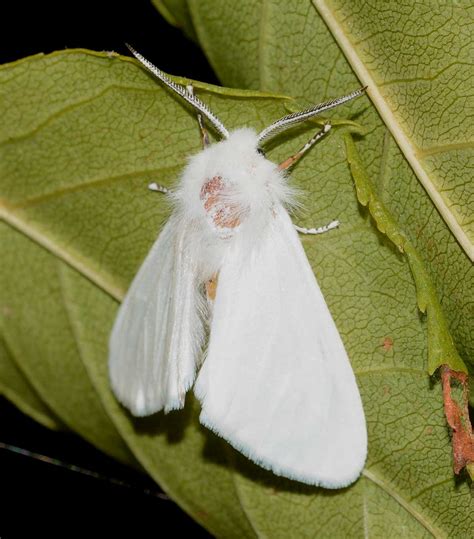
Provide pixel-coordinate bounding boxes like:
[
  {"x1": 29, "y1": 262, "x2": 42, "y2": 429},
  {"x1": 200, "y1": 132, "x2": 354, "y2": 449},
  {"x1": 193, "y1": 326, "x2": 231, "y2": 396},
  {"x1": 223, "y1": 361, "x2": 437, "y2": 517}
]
[{"x1": 202, "y1": 128, "x2": 269, "y2": 174}]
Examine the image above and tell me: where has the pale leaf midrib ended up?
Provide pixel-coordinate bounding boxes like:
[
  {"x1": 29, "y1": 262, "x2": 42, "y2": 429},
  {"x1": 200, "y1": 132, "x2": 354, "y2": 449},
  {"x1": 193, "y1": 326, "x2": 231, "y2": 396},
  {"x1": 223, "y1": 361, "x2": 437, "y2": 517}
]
[
  {"x1": 313, "y1": 0, "x2": 474, "y2": 261},
  {"x1": 0, "y1": 208, "x2": 124, "y2": 301}
]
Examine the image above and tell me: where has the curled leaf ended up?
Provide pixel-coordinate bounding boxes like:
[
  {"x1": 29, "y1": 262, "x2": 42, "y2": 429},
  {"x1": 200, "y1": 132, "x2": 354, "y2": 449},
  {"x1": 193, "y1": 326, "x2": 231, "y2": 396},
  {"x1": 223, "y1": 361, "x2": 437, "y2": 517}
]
[{"x1": 344, "y1": 133, "x2": 467, "y2": 375}]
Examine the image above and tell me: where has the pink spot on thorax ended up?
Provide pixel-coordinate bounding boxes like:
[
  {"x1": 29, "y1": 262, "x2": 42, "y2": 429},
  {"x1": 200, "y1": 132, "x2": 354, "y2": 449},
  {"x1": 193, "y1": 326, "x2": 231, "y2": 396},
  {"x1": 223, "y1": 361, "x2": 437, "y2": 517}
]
[{"x1": 200, "y1": 176, "x2": 240, "y2": 229}]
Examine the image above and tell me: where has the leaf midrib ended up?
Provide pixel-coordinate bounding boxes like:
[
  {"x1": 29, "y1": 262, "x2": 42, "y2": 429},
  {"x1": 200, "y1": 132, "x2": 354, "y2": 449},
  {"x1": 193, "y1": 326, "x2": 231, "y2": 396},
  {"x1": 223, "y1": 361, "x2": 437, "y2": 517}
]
[
  {"x1": 0, "y1": 210, "x2": 124, "y2": 301},
  {"x1": 313, "y1": 0, "x2": 474, "y2": 261}
]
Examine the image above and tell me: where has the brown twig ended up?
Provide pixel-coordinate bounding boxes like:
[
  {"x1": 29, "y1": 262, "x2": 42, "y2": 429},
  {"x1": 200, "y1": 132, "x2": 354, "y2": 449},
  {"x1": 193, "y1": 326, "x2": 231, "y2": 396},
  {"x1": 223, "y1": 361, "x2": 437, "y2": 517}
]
[{"x1": 441, "y1": 365, "x2": 474, "y2": 477}]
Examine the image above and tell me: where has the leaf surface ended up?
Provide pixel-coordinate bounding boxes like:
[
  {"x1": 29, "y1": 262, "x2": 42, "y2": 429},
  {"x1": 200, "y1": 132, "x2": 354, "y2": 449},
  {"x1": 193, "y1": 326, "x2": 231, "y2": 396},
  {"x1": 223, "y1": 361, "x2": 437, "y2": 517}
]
[
  {"x1": 1, "y1": 223, "x2": 138, "y2": 466},
  {"x1": 1, "y1": 50, "x2": 472, "y2": 536},
  {"x1": 187, "y1": 0, "x2": 474, "y2": 369},
  {"x1": 0, "y1": 337, "x2": 63, "y2": 430}
]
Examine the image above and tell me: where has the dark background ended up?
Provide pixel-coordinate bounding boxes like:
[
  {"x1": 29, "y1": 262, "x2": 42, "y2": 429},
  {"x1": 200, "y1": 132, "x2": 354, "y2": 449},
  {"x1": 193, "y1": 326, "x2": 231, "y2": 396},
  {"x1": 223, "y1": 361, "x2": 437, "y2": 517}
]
[
  {"x1": 1, "y1": 1, "x2": 218, "y2": 537},
  {"x1": 0, "y1": 0, "x2": 219, "y2": 82}
]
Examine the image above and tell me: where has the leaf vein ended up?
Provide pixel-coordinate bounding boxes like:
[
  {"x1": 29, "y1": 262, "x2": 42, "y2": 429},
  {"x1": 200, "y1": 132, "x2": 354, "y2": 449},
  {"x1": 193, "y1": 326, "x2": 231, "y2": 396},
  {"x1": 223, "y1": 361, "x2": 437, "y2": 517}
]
[
  {"x1": 313, "y1": 0, "x2": 474, "y2": 260},
  {"x1": 362, "y1": 469, "x2": 443, "y2": 537},
  {"x1": 11, "y1": 165, "x2": 180, "y2": 208},
  {"x1": 0, "y1": 84, "x2": 165, "y2": 148}
]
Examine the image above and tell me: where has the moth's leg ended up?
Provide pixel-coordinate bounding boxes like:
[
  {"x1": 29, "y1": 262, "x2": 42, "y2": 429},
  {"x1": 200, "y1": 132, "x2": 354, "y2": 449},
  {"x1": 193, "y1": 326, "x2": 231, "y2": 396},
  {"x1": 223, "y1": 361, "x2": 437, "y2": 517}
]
[
  {"x1": 197, "y1": 110, "x2": 210, "y2": 148},
  {"x1": 186, "y1": 84, "x2": 210, "y2": 148},
  {"x1": 148, "y1": 86, "x2": 209, "y2": 194},
  {"x1": 148, "y1": 182, "x2": 171, "y2": 193},
  {"x1": 294, "y1": 219, "x2": 339, "y2": 235},
  {"x1": 278, "y1": 122, "x2": 332, "y2": 171}
]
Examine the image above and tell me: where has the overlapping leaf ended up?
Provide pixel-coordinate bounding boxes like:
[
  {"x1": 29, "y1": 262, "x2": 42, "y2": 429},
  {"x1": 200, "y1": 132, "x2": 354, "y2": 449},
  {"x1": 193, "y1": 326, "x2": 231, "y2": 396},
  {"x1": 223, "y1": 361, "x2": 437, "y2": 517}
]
[
  {"x1": 1, "y1": 50, "x2": 472, "y2": 537},
  {"x1": 0, "y1": 338, "x2": 63, "y2": 430},
  {"x1": 184, "y1": 0, "x2": 474, "y2": 368},
  {"x1": 151, "y1": 0, "x2": 197, "y2": 41}
]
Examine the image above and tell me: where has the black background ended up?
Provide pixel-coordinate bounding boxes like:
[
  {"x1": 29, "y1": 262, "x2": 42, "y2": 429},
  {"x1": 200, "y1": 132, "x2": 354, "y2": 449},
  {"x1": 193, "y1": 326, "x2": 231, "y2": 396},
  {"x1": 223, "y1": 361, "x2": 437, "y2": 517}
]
[
  {"x1": 0, "y1": 0, "x2": 219, "y2": 82},
  {"x1": 1, "y1": 1, "x2": 218, "y2": 537}
]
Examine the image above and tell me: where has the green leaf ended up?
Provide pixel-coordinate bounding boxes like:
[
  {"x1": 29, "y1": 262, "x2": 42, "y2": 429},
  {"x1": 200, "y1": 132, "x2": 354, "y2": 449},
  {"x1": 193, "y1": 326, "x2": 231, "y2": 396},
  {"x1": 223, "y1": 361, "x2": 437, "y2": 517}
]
[
  {"x1": 0, "y1": 49, "x2": 281, "y2": 537},
  {"x1": 186, "y1": 0, "x2": 474, "y2": 365},
  {"x1": 1, "y1": 223, "x2": 139, "y2": 467},
  {"x1": 59, "y1": 263, "x2": 257, "y2": 538},
  {"x1": 1, "y1": 49, "x2": 472, "y2": 536},
  {"x1": 0, "y1": 337, "x2": 63, "y2": 430},
  {"x1": 314, "y1": 0, "x2": 473, "y2": 257}
]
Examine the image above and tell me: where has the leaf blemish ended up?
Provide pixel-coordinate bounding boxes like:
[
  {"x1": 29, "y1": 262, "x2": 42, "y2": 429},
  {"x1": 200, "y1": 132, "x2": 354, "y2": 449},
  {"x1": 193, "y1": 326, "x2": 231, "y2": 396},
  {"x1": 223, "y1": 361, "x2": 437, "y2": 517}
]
[{"x1": 382, "y1": 336, "x2": 393, "y2": 351}]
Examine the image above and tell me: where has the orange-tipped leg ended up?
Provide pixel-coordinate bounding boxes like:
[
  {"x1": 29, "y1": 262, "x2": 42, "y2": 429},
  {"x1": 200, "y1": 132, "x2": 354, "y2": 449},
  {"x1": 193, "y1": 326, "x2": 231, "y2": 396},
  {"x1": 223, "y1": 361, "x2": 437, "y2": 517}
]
[{"x1": 278, "y1": 122, "x2": 331, "y2": 171}]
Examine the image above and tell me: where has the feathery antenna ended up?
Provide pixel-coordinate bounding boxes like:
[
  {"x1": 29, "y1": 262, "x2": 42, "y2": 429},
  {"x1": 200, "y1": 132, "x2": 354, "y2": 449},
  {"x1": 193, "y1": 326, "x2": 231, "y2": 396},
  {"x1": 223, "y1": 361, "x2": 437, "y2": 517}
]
[
  {"x1": 126, "y1": 44, "x2": 229, "y2": 139},
  {"x1": 257, "y1": 87, "x2": 367, "y2": 145}
]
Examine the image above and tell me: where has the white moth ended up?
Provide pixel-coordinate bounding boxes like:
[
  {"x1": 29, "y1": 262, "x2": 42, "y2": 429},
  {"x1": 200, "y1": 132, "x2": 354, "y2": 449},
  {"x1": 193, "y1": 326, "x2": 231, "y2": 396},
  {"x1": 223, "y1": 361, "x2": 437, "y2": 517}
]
[{"x1": 109, "y1": 45, "x2": 367, "y2": 488}]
